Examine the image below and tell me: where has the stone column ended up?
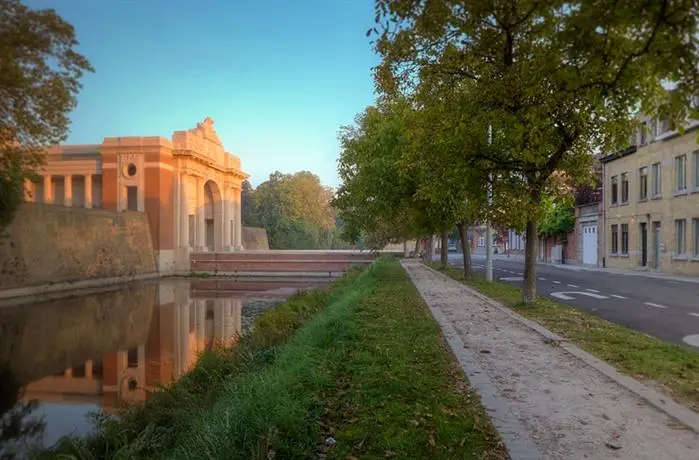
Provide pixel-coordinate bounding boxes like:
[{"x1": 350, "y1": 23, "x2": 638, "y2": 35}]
[
  {"x1": 85, "y1": 360, "x2": 93, "y2": 379},
  {"x1": 43, "y1": 175, "x2": 53, "y2": 204},
  {"x1": 180, "y1": 173, "x2": 189, "y2": 249},
  {"x1": 64, "y1": 175, "x2": 73, "y2": 206},
  {"x1": 84, "y1": 174, "x2": 93, "y2": 208},
  {"x1": 23, "y1": 179, "x2": 34, "y2": 202},
  {"x1": 223, "y1": 187, "x2": 232, "y2": 251},
  {"x1": 196, "y1": 177, "x2": 206, "y2": 251},
  {"x1": 234, "y1": 188, "x2": 243, "y2": 250},
  {"x1": 214, "y1": 196, "x2": 223, "y2": 252}
]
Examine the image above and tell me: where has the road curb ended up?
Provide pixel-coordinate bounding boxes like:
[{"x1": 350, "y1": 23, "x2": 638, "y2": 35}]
[
  {"x1": 402, "y1": 261, "x2": 542, "y2": 460},
  {"x1": 419, "y1": 262, "x2": 699, "y2": 435}
]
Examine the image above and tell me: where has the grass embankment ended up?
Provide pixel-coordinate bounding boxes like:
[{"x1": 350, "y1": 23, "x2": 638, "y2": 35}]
[
  {"x1": 50, "y1": 259, "x2": 506, "y2": 460},
  {"x1": 431, "y1": 263, "x2": 699, "y2": 412}
]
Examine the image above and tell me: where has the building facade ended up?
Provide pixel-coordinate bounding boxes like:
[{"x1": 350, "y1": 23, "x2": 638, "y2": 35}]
[
  {"x1": 22, "y1": 118, "x2": 249, "y2": 273},
  {"x1": 574, "y1": 202, "x2": 602, "y2": 266},
  {"x1": 601, "y1": 117, "x2": 699, "y2": 276}
]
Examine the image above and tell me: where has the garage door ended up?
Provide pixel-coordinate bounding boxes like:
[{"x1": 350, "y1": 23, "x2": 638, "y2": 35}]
[{"x1": 582, "y1": 223, "x2": 597, "y2": 265}]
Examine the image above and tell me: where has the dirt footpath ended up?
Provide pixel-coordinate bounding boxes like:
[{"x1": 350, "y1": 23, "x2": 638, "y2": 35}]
[{"x1": 402, "y1": 261, "x2": 699, "y2": 460}]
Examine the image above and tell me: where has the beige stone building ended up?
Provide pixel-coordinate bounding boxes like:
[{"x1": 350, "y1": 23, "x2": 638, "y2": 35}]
[
  {"x1": 600, "y1": 114, "x2": 699, "y2": 276},
  {"x1": 22, "y1": 118, "x2": 249, "y2": 273}
]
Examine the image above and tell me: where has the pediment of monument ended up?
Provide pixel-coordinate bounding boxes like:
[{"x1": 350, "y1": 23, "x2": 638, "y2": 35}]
[
  {"x1": 192, "y1": 117, "x2": 222, "y2": 146},
  {"x1": 172, "y1": 117, "x2": 228, "y2": 167}
]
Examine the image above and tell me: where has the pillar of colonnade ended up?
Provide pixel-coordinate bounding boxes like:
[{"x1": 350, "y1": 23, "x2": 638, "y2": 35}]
[
  {"x1": 24, "y1": 174, "x2": 96, "y2": 208},
  {"x1": 177, "y1": 173, "x2": 244, "y2": 256}
]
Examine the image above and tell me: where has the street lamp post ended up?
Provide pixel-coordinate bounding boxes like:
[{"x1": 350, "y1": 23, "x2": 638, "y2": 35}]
[{"x1": 485, "y1": 124, "x2": 493, "y2": 282}]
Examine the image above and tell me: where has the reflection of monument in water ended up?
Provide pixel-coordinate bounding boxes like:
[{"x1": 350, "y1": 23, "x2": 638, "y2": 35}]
[{"x1": 20, "y1": 281, "x2": 243, "y2": 410}]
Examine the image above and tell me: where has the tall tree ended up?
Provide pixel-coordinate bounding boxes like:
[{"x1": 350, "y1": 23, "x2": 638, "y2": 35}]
[
  {"x1": 240, "y1": 180, "x2": 259, "y2": 227},
  {"x1": 0, "y1": 0, "x2": 94, "y2": 232},
  {"x1": 334, "y1": 100, "x2": 429, "y2": 249},
  {"x1": 248, "y1": 171, "x2": 345, "y2": 249},
  {"x1": 373, "y1": 0, "x2": 698, "y2": 302}
]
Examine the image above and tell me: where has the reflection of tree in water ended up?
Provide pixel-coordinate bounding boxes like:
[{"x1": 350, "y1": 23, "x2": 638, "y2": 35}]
[{"x1": 0, "y1": 363, "x2": 46, "y2": 459}]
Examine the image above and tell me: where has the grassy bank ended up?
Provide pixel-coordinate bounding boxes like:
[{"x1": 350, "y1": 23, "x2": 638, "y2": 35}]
[
  {"x1": 49, "y1": 259, "x2": 505, "y2": 459},
  {"x1": 431, "y1": 263, "x2": 699, "y2": 412}
]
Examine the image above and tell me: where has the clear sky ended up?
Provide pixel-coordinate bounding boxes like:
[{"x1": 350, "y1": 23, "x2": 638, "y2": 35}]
[{"x1": 27, "y1": 0, "x2": 379, "y2": 187}]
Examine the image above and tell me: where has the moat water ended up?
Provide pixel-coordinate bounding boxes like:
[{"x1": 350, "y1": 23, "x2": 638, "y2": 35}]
[{"x1": 0, "y1": 277, "x2": 328, "y2": 457}]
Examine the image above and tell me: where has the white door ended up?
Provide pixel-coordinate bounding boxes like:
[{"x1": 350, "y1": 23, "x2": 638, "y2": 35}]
[{"x1": 582, "y1": 223, "x2": 598, "y2": 265}]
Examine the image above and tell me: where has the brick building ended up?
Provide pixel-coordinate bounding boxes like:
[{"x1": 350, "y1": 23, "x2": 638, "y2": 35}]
[
  {"x1": 600, "y1": 113, "x2": 699, "y2": 276},
  {"x1": 22, "y1": 117, "x2": 249, "y2": 273}
]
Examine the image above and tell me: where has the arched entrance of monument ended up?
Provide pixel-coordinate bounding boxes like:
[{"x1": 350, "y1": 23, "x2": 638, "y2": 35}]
[{"x1": 203, "y1": 180, "x2": 223, "y2": 251}]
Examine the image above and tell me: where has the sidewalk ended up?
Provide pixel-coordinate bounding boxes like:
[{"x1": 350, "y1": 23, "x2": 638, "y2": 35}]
[
  {"x1": 481, "y1": 252, "x2": 699, "y2": 284},
  {"x1": 402, "y1": 260, "x2": 699, "y2": 460}
]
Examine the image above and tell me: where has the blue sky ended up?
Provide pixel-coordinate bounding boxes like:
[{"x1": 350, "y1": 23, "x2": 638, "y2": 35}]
[{"x1": 29, "y1": 0, "x2": 379, "y2": 187}]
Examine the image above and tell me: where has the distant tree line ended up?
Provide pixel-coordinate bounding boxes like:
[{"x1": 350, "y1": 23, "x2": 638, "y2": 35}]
[{"x1": 241, "y1": 171, "x2": 353, "y2": 250}]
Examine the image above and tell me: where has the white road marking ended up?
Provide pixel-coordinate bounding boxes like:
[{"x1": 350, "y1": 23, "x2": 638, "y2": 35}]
[
  {"x1": 553, "y1": 281, "x2": 561, "y2": 284},
  {"x1": 567, "y1": 284, "x2": 579, "y2": 288},
  {"x1": 516, "y1": 272, "x2": 524, "y2": 275},
  {"x1": 682, "y1": 334, "x2": 699, "y2": 348},
  {"x1": 610, "y1": 294, "x2": 627, "y2": 299},
  {"x1": 586, "y1": 288, "x2": 600, "y2": 293},
  {"x1": 688, "y1": 313, "x2": 699, "y2": 318},
  {"x1": 501, "y1": 276, "x2": 524, "y2": 282},
  {"x1": 644, "y1": 302, "x2": 667, "y2": 309},
  {"x1": 551, "y1": 291, "x2": 609, "y2": 300},
  {"x1": 538, "y1": 277, "x2": 546, "y2": 281}
]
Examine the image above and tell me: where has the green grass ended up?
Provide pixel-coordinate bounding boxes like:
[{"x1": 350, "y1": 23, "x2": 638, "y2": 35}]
[
  {"x1": 43, "y1": 271, "x2": 359, "y2": 460},
  {"x1": 45, "y1": 259, "x2": 506, "y2": 460},
  {"x1": 431, "y1": 262, "x2": 699, "y2": 412}
]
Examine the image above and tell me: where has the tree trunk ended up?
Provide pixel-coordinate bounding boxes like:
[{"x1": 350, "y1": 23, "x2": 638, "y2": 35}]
[
  {"x1": 414, "y1": 238, "x2": 420, "y2": 257},
  {"x1": 403, "y1": 240, "x2": 409, "y2": 258},
  {"x1": 426, "y1": 235, "x2": 435, "y2": 262},
  {"x1": 440, "y1": 230, "x2": 448, "y2": 269},
  {"x1": 457, "y1": 222, "x2": 472, "y2": 278},
  {"x1": 523, "y1": 219, "x2": 538, "y2": 304}
]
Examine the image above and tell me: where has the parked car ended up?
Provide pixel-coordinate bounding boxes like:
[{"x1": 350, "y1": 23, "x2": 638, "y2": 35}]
[{"x1": 448, "y1": 243, "x2": 458, "y2": 252}]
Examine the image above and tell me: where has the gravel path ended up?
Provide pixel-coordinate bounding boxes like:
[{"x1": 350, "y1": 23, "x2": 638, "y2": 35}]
[{"x1": 402, "y1": 261, "x2": 699, "y2": 460}]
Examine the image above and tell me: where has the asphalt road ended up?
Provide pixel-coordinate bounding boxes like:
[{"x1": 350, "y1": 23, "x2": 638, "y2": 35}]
[{"x1": 444, "y1": 252, "x2": 699, "y2": 350}]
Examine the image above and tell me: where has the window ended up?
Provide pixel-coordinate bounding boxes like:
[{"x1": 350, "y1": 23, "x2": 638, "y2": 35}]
[
  {"x1": 694, "y1": 150, "x2": 699, "y2": 190},
  {"x1": 676, "y1": 155, "x2": 687, "y2": 191},
  {"x1": 652, "y1": 162, "x2": 661, "y2": 196},
  {"x1": 639, "y1": 167, "x2": 648, "y2": 200},
  {"x1": 621, "y1": 173, "x2": 629, "y2": 203},
  {"x1": 693, "y1": 218, "x2": 699, "y2": 257},
  {"x1": 126, "y1": 186, "x2": 138, "y2": 211},
  {"x1": 640, "y1": 122, "x2": 648, "y2": 145},
  {"x1": 621, "y1": 224, "x2": 629, "y2": 254},
  {"x1": 611, "y1": 224, "x2": 618, "y2": 254},
  {"x1": 127, "y1": 348, "x2": 139, "y2": 368},
  {"x1": 611, "y1": 175, "x2": 618, "y2": 205},
  {"x1": 658, "y1": 118, "x2": 675, "y2": 135},
  {"x1": 676, "y1": 219, "x2": 686, "y2": 255}
]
